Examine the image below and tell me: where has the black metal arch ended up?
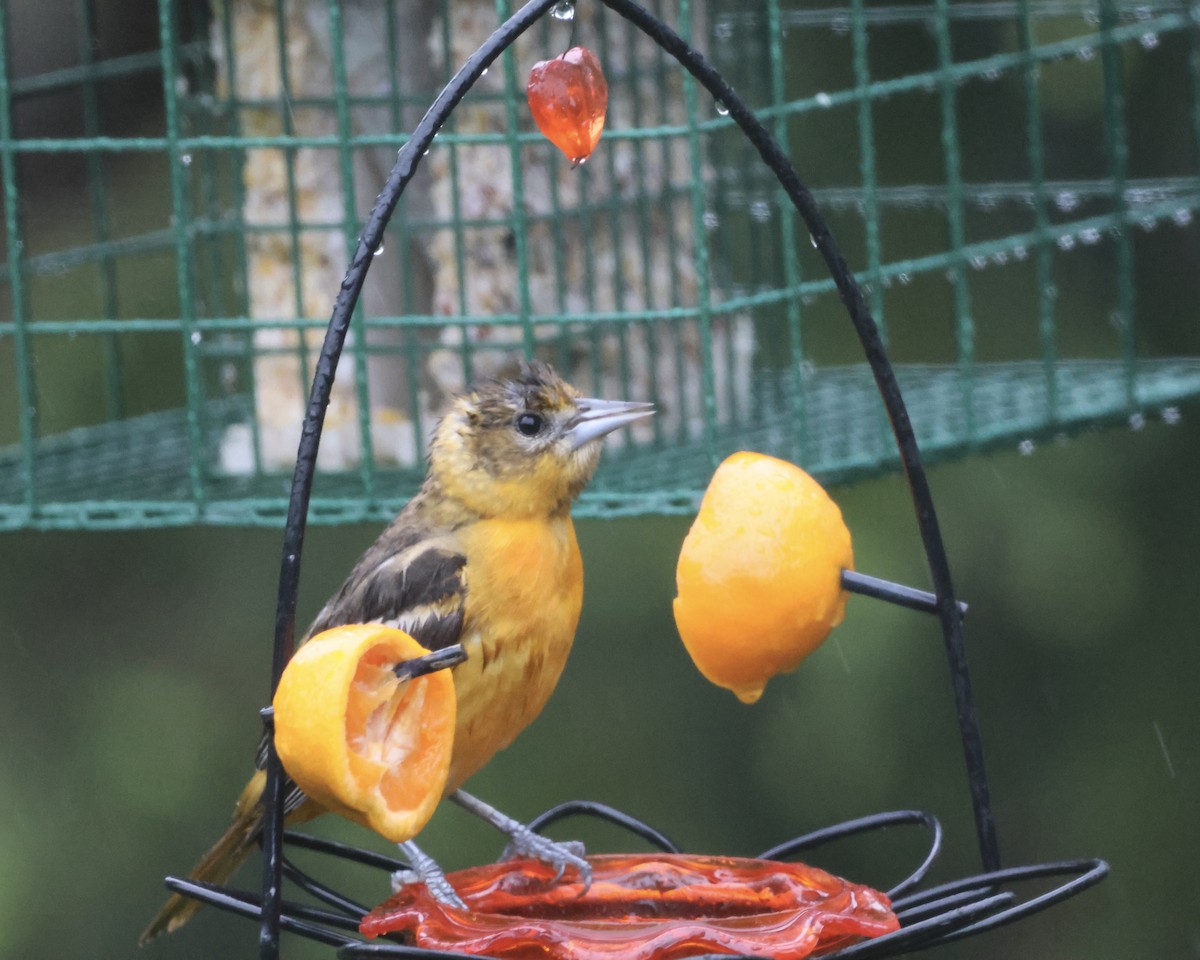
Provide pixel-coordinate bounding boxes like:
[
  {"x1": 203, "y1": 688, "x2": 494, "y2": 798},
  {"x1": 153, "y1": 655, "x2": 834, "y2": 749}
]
[{"x1": 241, "y1": 0, "x2": 1093, "y2": 956}]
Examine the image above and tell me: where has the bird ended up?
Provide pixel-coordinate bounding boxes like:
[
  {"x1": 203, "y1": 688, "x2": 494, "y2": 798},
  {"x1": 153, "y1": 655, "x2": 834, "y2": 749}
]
[{"x1": 140, "y1": 359, "x2": 653, "y2": 944}]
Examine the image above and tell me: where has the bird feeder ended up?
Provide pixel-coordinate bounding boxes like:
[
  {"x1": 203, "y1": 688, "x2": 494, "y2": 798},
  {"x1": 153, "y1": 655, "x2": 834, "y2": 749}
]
[{"x1": 154, "y1": 3, "x2": 1109, "y2": 959}]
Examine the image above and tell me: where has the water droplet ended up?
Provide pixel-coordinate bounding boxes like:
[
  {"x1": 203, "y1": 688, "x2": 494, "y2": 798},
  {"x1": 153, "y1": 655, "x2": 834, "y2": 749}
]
[
  {"x1": 423, "y1": 148, "x2": 430, "y2": 156},
  {"x1": 715, "y1": 101, "x2": 730, "y2": 116},
  {"x1": 1139, "y1": 216, "x2": 1157, "y2": 231},
  {"x1": 481, "y1": 67, "x2": 489, "y2": 77},
  {"x1": 815, "y1": 91, "x2": 833, "y2": 108},
  {"x1": 1080, "y1": 228, "x2": 1101, "y2": 245},
  {"x1": 180, "y1": 153, "x2": 193, "y2": 167},
  {"x1": 898, "y1": 272, "x2": 912, "y2": 285},
  {"x1": 702, "y1": 211, "x2": 719, "y2": 230},
  {"x1": 550, "y1": 1, "x2": 575, "y2": 20},
  {"x1": 749, "y1": 199, "x2": 771, "y2": 222},
  {"x1": 831, "y1": 16, "x2": 850, "y2": 35},
  {"x1": 190, "y1": 331, "x2": 202, "y2": 345},
  {"x1": 809, "y1": 234, "x2": 819, "y2": 248},
  {"x1": 1134, "y1": 5, "x2": 1152, "y2": 20},
  {"x1": 1018, "y1": 439, "x2": 1035, "y2": 456},
  {"x1": 1172, "y1": 208, "x2": 1193, "y2": 226},
  {"x1": 373, "y1": 243, "x2": 385, "y2": 256},
  {"x1": 1162, "y1": 406, "x2": 1181, "y2": 425},
  {"x1": 1084, "y1": 9, "x2": 1100, "y2": 25},
  {"x1": 1057, "y1": 233, "x2": 1076, "y2": 251},
  {"x1": 983, "y1": 68, "x2": 1001, "y2": 81},
  {"x1": 714, "y1": 20, "x2": 733, "y2": 41},
  {"x1": 1129, "y1": 411, "x2": 1146, "y2": 431},
  {"x1": 991, "y1": 250, "x2": 1009, "y2": 266},
  {"x1": 1054, "y1": 191, "x2": 1079, "y2": 212},
  {"x1": 1013, "y1": 244, "x2": 1028, "y2": 260},
  {"x1": 969, "y1": 255, "x2": 987, "y2": 270},
  {"x1": 1077, "y1": 45, "x2": 1095, "y2": 61},
  {"x1": 1139, "y1": 31, "x2": 1160, "y2": 50}
]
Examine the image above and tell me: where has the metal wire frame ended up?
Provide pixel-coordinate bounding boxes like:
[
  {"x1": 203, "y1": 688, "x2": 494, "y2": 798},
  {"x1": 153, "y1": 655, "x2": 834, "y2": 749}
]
[
  {"x1": 165, "y1": 801, "x2": 1108, "y2": 959},
  {"x1": 148, "y1": 0, "x2": 1108, "y2": 955}
]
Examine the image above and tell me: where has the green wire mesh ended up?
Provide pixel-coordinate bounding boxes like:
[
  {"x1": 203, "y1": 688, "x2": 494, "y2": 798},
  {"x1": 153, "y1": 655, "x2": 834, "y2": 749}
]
[{"x1": 1, "y1": 0, "x2": 1199, "y2": 530}]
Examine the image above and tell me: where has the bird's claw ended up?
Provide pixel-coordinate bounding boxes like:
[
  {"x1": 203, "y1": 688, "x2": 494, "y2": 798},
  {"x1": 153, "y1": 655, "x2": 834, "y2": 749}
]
[
  {"x1": 395, "y1": 842, "x2": 468, "y2": 911},
  {"x1": 390, "y1": 868, "x2": 419, "y2": 890},
  {"x1": 501, "y1": 827, "x2": 592, "y2": 894},
  {"x1": 390, "y1": 866, "x2": 468, "y2": 911}
]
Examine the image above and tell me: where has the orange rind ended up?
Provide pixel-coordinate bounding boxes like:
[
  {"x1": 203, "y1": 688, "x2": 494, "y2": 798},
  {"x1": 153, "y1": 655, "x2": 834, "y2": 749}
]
[
  {"x1": 674, "y1": 452, "x2": 854, "y2": 703},
  {"x1": 272, "y1": 624, "x2": 456, "y2": 842}
]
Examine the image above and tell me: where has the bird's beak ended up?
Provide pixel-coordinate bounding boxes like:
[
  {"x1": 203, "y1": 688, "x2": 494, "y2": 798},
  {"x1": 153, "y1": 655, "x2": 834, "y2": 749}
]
[{"x1": 567, "y1": 398, "x2": 655, "y2": 450}]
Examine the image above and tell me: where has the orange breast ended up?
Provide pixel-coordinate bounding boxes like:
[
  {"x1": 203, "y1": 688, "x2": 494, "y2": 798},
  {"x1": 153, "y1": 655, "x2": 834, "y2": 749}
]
[{"x1": 446, "y1": 516, "x2": 583, "y2": 791}]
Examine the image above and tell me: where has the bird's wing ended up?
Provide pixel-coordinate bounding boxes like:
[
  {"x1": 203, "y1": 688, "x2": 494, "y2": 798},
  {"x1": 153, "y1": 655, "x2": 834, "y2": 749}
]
[
  {"x1": 257, "y1": 526, "x2": 468, "y2": 800},
  {"x1": 307, "y1": 531, "x2": 468, "y2": 652}
]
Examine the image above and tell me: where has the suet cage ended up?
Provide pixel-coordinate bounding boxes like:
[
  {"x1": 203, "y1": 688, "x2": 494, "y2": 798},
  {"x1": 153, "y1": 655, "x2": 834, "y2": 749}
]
[{"x1": 3, "y1": 0, "x2": 1195, "y2": 954}]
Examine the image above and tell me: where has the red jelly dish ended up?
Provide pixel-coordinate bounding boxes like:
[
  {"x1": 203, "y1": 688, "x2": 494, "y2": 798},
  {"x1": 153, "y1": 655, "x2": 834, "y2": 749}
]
[{"x1": 360, "y1": 853, "x2": 900, "y2": 960}]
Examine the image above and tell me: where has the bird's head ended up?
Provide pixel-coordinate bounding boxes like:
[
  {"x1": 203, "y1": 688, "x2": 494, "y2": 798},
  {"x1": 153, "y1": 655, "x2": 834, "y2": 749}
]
[{"x1": 428, "y1": 359, "x2": 653, "y2": 517}]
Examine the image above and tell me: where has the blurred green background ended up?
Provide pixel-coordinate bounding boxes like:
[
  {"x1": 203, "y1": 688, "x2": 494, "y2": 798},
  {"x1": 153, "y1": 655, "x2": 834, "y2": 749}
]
[{"x1": 2, "y1": 1, "x2": 1200, "y2": 959}]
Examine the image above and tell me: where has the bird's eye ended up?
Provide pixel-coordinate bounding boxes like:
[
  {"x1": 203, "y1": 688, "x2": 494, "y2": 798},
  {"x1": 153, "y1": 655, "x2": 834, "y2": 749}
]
[{"x1": 515, "y1": 412, "x2": 545, "y2": 437}]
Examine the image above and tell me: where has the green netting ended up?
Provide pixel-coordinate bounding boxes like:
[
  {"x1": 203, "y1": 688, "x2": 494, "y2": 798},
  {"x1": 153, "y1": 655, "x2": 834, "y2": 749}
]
[{"x1": 1, "y1": 0, "x2": 1199, "y2": 530}]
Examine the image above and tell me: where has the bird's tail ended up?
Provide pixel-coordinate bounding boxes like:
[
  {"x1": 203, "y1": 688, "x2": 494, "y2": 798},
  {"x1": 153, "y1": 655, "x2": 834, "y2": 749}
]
[{"x1": 138, "y1": 769, "x2": 268, "y2": 946}]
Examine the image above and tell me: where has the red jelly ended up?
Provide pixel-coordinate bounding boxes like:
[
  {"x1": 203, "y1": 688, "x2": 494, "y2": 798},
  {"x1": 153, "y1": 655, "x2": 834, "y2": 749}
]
[
  {"x1": 361, "y1": 854, "x2": 900, "y2": 960},
  {"x1": 527, "y1": 46, "x2": 608, "y2": 164}
]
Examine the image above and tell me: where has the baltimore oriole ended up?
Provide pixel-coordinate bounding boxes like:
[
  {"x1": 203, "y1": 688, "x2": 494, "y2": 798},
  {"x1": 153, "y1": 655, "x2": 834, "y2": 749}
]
[{"x1": 140, "y1": 360, "x2": 653, "y2": 943}]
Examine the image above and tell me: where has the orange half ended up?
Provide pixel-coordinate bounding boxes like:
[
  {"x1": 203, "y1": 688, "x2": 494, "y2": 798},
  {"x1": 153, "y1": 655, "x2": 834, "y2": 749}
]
[{"x1": 272, "y1": 624, "x2": 457, "y2": 842}]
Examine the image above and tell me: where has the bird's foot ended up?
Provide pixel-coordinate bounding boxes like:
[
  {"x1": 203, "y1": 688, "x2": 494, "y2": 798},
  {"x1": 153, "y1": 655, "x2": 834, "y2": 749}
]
[
  {"x1": 389, "y1": 867, "x2": 419, "y2": 889},
  {"x1": 450, "y1": 789, "x2": 592, "y2": 894},
  {"x1": 501, "y1": 825, "x2": 592, "y2": 893},
  {"x1": 395, "y1": 840, "x2": 467, "y2": 910}
]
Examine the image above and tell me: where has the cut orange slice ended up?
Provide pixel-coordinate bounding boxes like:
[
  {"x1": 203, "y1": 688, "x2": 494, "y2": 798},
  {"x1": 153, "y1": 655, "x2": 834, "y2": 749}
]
[
  {"x1": 272, "y1": 624, "x2": 456, "y2": 843},
  {"x1": 674, "y1": 452, "x2": 854, "y2": 704}
]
